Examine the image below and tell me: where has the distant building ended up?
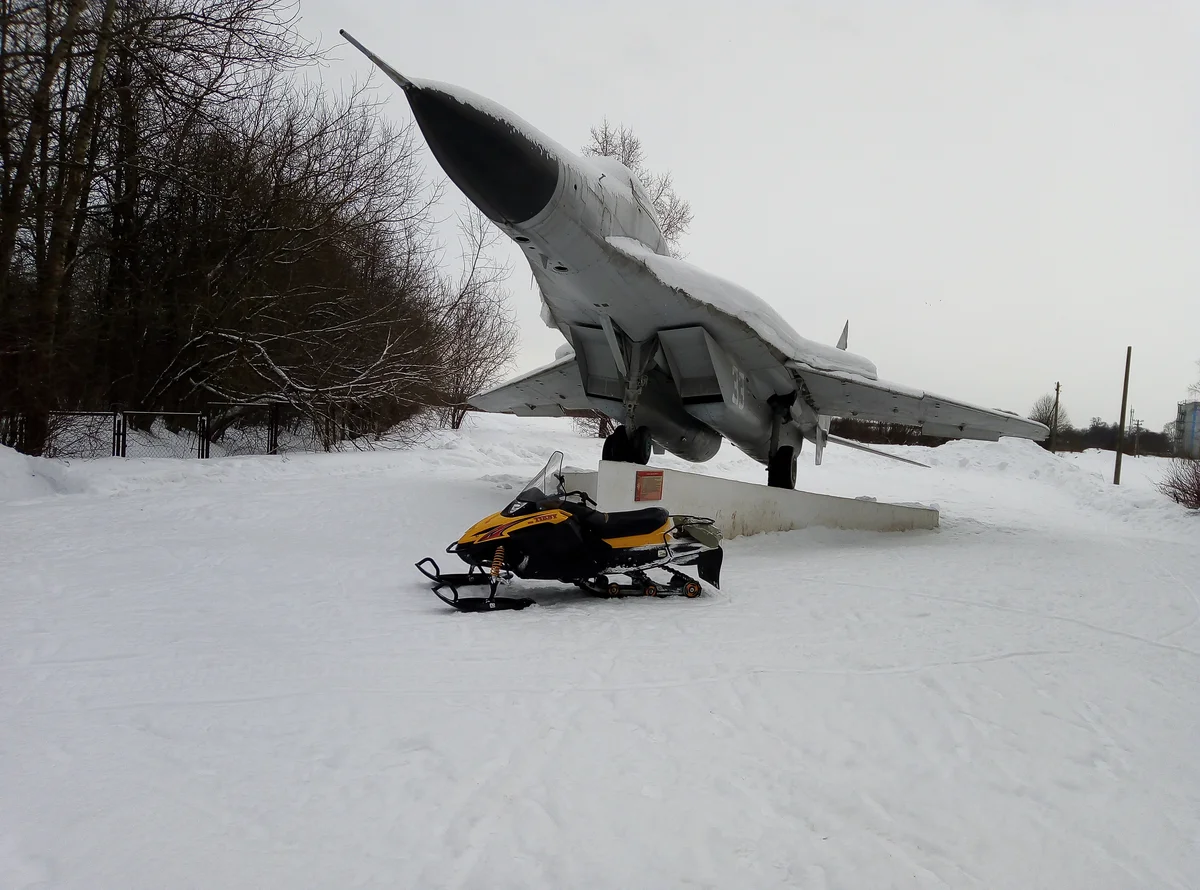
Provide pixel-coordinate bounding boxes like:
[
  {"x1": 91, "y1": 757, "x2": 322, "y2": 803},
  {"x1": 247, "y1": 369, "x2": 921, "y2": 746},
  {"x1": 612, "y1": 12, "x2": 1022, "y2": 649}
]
[{"x1": 1177, "y1": 401, "x2": 1200, "y2": 458}]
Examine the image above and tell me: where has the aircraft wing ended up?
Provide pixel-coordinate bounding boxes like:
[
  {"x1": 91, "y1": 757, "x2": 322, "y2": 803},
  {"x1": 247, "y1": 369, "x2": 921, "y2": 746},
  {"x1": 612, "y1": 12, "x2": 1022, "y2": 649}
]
[
  {"x1": 603, "y1": 236, "x2": 1047, "y2": 443},
  {"x1": 468, "y1": 353, "x2": 591, "y2": 416},
  {"x1": 605, "y1": 236, "x2": 881, "y2": 378},
  {"x1": 789, "y1": 363, "x2": 1048, "y2": 440}
]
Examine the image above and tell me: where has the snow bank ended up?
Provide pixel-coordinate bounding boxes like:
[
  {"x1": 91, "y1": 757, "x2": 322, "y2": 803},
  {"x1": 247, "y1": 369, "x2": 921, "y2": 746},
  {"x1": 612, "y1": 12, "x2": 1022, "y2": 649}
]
[
  {"x1": 1066, "y1": 448, "x2": 1174, "y2": 493},
  {"x1": 0, "y1": 445, "x2": 49, "y2": 501},
  {"x1": 3, "y1": 419, "x2": 1191, "y2": 537},
  {"x1": 0, "y1": 415, "x2": 601, "y2": 503},
  {"x1": 912, "y1": 438, "x2": 1189, "y2": 533},
  {"x1": 0, "y1": 445, "x2": 78, "y2": 503}
]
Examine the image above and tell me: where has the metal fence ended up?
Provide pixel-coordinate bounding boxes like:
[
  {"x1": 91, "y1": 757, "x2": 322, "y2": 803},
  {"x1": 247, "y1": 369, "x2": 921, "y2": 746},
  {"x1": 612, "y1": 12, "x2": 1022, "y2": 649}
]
[
  {"x1": 1, "y1": 412, "x2": 29, "y2": 452},
  {"x1": 0, "y1": 406, "x2": 308, "y2": 460},
  {"x1": 2, "y1": 410, "x2": 123, "y2": 458},
  {"x1": 202, "y1": 402, "x2": 328, "y2": 456},
  {"x1": 50, "y1": 411, "x2": 125, "y2": 458}
]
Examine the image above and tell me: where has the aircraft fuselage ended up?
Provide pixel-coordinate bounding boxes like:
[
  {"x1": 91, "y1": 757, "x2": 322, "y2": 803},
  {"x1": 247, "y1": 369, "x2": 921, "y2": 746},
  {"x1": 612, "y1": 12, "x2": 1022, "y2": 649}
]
[{"x1": 342, "y1": 31, "x2": 817, "y2": 464}]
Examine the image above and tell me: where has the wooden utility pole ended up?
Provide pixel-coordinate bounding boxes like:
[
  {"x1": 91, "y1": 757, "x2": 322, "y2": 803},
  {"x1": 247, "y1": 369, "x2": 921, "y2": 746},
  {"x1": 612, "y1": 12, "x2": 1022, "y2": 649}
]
[
  {"x1": 1050, "y1": 382, "x2": 1061, "y2": 453},
  {"x1": 1114, "y1": 347, "x2": 1132, "y2": 485}
]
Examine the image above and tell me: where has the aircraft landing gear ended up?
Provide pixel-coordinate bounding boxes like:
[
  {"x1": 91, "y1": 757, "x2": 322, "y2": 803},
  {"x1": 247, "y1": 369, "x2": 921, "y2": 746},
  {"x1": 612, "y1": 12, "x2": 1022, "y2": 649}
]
[
  {"x1": 767, "y1": 445, "x2": 798, "y2": 489},
  {"x1": 594, "y1": 322, "x2": 658, "y2": 466},
  {"x1": 602, "y1": 424, "x2": 652, "y2": 465},
  {"x1": 630, "y1": 426, "x2": 652, "y2": 464},
  {"x1": 601, "y1": 426, "x2": 626, "y2": 462},
  {"x1": 766, "y1": 392, "x2": 798, "y2": 489}
]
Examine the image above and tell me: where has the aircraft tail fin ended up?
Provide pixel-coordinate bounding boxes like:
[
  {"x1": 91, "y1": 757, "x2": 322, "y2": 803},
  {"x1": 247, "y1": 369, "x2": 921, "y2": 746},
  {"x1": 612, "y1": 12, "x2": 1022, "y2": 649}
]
[{"x1": 836, "y1": 321, "x2": 849, "y2": 350}]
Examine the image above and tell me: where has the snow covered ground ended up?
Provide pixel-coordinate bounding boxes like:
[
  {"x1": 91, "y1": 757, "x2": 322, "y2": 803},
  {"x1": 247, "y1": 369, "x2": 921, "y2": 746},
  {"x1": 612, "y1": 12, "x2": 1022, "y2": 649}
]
[{"x1": 2, "y1": 416, "x2": 1197, "y2": 889}]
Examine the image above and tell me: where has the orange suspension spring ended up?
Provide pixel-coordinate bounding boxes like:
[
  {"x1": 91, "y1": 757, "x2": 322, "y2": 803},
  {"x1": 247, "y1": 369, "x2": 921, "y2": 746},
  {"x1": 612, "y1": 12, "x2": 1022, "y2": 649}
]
[{"x1": 490, "y1": 545, "x2": 505, "y2": 579}]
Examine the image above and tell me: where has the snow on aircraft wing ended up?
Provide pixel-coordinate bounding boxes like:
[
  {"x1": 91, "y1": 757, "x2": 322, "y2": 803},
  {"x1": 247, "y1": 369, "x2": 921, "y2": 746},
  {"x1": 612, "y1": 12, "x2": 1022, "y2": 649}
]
[
  {"x1": 604, "y1": 235, "x2": 1046, "y2": 443},
  {"x1": 468, "y1": 353, "x2": 592, "y2": 417},
  {"x1": 606, "y1": 237, "x2": 879, "y2": 379},
  {"x1": 789, "y1": 363, "x2": 1049, "y2": 441}
]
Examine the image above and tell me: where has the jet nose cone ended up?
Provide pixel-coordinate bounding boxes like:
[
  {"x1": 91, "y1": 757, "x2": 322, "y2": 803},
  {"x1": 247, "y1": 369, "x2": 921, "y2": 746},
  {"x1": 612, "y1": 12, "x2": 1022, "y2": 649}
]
[{"x1": 407, "y1": 87, "x2": 560, "y2": 226}]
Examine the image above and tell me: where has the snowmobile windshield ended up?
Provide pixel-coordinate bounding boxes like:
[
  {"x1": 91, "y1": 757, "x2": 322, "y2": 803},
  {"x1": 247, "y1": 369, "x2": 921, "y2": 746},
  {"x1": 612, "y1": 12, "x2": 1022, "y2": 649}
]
[{"x1": 502, "y1": 452, "x2": 565, "y2": 516}]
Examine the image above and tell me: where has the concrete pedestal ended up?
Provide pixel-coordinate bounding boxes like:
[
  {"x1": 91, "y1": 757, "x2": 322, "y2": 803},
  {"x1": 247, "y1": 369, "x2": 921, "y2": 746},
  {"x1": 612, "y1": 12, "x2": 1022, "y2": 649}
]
[{"x1": 561, "y1": 461, "x2": 938, "y2": 539}]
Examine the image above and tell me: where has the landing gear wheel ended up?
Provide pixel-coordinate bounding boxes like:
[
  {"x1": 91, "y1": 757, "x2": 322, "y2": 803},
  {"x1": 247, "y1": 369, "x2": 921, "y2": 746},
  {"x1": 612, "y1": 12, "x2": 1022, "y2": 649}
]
[
  {"x1": 630, "y1": 426, "x2": 653, "y2": 465},
  {"x1": 767, "y1": 445, "x2": 798, "y2": 489},
  {"x1": 602, "y1": 426, "x2": 628, "y2": 462},
  {"x1": 607, "y1": 581, "x2": 622, "y2": 597},
  {"x1": 684, "y1": 580, "x2": 702, "y2": 598},
  {"x1": 603, "y1": 424, "x2": 653, "y2": 464},
  {"x1": 643, "y1": 582, "x2": 659, "y2": 597}
]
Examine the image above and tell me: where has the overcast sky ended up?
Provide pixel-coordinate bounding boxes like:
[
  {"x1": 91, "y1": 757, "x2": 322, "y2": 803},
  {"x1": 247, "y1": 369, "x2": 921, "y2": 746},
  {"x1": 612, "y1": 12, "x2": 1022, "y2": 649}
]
[{"x1": 300, "y1": 0, "x2": 1199, "y2": 431}]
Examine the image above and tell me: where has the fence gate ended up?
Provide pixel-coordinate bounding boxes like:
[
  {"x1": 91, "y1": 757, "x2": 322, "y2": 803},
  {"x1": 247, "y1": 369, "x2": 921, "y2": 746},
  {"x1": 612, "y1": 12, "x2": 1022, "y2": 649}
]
[
  {"x1": 117, "y1": 412, "x2": 208, "y2": 459},
  {"x1": 204, "y1": 403, "x2": 284, "y2": 456}
]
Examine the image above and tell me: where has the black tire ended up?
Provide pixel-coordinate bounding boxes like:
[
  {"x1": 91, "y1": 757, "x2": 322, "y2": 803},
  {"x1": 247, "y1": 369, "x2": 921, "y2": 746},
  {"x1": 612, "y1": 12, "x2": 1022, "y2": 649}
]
[
  {"x1": 602, "y1": 426, "x2": 628, "y2": 462},
  {"x1": 767, "y1": 445, "x2": 798, "y2": 489},
  {"x1": 630, "y1": 426, "x2": 653, "y2": 465}
]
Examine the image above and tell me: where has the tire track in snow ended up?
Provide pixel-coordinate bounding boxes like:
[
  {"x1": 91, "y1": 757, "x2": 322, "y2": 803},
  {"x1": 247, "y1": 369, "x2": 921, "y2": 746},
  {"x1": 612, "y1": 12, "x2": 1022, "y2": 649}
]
[
  {"x1": 1130, "y1": 542, "x2": 1200, "y2": 643},
  {"x1": 14, "y1": 645, "x2": 1074, "y2": 719},
  {"x1": 417, "y1": 692, "x2": 582, "y2": 890},
  {"x1": 791, "y1": 574, "x2": 1200, "y2": 660}
]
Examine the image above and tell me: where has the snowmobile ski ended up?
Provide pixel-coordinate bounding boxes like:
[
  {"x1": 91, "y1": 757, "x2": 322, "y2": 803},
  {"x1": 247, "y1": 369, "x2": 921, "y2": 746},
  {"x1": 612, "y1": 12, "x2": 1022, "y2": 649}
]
[{"x1": 415, "y1": 558, "x2": 535, "y2": 612}]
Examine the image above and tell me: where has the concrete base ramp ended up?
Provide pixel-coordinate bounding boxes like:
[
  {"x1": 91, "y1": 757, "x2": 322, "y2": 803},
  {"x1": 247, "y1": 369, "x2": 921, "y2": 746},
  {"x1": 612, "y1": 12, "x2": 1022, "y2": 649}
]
[{"x1": 562, "y1": 461, "x2": 938, "y2": 539}]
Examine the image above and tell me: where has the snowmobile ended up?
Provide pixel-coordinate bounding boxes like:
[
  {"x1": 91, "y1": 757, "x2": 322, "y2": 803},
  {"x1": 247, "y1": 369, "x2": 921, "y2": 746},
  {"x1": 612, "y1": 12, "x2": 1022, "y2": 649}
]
[{"x1": 416, "y1": 451, "x2": 723, "y2": 612}]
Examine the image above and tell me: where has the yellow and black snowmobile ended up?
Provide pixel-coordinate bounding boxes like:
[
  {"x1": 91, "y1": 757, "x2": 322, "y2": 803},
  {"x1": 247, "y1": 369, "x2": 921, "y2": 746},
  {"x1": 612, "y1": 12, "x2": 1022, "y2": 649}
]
[{"x1": 416, "y1": 451, "x2": 722, "y2": 612}]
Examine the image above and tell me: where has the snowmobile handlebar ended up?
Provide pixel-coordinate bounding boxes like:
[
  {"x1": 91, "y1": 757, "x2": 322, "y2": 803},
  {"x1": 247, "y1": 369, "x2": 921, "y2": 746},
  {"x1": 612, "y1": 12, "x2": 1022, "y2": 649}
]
[{"x1": 562, "y1": 489, "x2": 596, "y2": 507}]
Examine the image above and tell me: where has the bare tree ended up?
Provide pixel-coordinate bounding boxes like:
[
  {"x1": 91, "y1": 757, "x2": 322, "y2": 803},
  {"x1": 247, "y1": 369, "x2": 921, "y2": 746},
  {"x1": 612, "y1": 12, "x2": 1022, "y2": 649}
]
[
  {"x1": 1029, "y1": 394, "x2": 1070, "y2": 440},
  {"x1": 571, "y1": 410, "x2": 615, "y2": 439},
  {"x1": 582, "y1": 118, "x2": 693, "y2": 253},
  {"x1": 1162, "y1": 423, "x2": 1177, "y2": 452},
  {"x1": 140, "y1": 78, "x2": 448, "y2": 432},
  {"x1": 0, "y1": 0, "x2": 88, "y2": 302},
  {"x1": 434, "y1": 208, "x2": 519, "y2": 430},
  {"x1": 1158, "y1": 458, "x2": 1200, "y2": 510},
  {"x1": 0, "y1": 0, "x2": 318, "y2": 446},
  {"x1": 1190, "y1": 360, "x2": 1199, "y2": 397},
  {"x1": 828, "y1": 417, "x2": 948, "y2": 447},
  {"x1": 0, "y1": 0, "x2": 520, "y2": 455}
]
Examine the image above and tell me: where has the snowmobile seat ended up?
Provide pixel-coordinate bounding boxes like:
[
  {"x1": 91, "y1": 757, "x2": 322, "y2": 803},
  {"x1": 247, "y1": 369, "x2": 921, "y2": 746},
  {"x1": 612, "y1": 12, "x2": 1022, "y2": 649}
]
[{"x1": 582, "y1": 506, "x2": 670, "y2": 539}]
